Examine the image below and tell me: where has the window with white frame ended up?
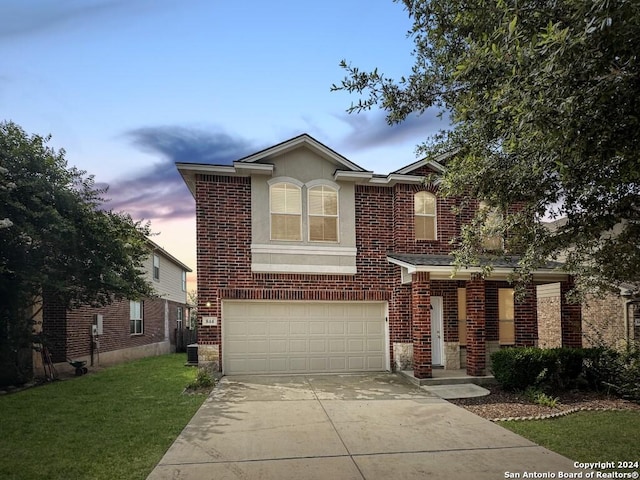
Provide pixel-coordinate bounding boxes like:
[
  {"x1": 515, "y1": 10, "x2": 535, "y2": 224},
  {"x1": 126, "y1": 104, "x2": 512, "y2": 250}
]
[
  {"x1": 415, "y1": 191, "x2": 437, "y2": 240},
  {"x1": 308, "y1": 185, "x2": 338, "y2": 242},
  {"x1": 153, "y1": 254, "x2": 160, "y2": 281},
  {"x1": 177, "y1": 306, "x2": 183, "y2": 327},
  {"x1": 130, "y1": 300, "x2": 143, "y2": 335},
  {"x1": 270, "y1": 182, "x2": 302, "y2": 241},
  {"x1": 181, "y1": 271, "x2": 187, "y2": 292},
  {"x1": 479, "y1": 201, "x2": 504, "y2": 250}
]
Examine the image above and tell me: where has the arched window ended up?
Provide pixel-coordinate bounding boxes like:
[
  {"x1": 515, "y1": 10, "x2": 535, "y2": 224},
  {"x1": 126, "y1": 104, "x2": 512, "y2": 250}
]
[
  {"x1": 415, "y1": 191, "x2": 437, "y2": 240},
  {"x1": 270, "y1": 182, "x2": 302, "y2": 241},
  {"x1": 308, "y1": 185, "x2": 338, "y2": 242}
]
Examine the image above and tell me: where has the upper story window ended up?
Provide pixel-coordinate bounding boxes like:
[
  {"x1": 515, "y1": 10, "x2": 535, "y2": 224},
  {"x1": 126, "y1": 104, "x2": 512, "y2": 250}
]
[
  {"x1": 181, "y1": 271, "x2": 187, "y2": 292},
  {"x1": 308, "y1": 185, "x2": 338, "y2": 242},
  {"x1": 479, "y1": 201, "x2": 504, "y2": 250},
  {"x1": 152, "y1": 254, "x2": 160, "y2": 281},
  {"x1": 270, "y1": 182, "x2": 302, "y2": 241},
  {"x1": 415, "y1": 191, "x2": 437, "y2": 240}
]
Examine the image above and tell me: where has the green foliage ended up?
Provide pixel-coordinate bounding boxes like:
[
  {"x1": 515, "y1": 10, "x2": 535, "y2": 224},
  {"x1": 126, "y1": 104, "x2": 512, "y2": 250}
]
[
  {"x1": 0, "y1": 121, "x2": 155, "y2": 385},
  {"x1": 185, "y1": 366, "x2": 215, "y2": 392},
  {"x1": 490, "y1": 347, "x2": 596, "y2": 391},
  {"x1": 584, "y1": 342, "x2": 640, "y2": 403},
  {"x1": 333, "y1": 0, "x2": 640, "y2": 294},
  {"x1": 524, "y1": 387, "x2": 558, "y2": 408}
]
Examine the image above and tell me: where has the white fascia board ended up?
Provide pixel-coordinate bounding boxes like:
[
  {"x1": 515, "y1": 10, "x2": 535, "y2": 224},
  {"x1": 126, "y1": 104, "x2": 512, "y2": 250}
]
[
  {"x1": 176, "y1": 163, "x2": 237, "y2": 175},
  {"x1": 334, "y1": 171, "x2": 374, "y2": 182},
  {"x1": 233, "y1": 162, "x2": 274, "y2": 175}
]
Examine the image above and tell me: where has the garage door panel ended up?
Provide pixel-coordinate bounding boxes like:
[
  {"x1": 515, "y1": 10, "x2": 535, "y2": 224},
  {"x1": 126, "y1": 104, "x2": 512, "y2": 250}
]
[
  {"x1": 329, "y1": 339, "x2": 346, "y2": 352},
  {"x1": 269, "y1": 339, "x2": 287, "y2": 353},
  {"x1": 247, "y1": 340, "x2": 268, "y2": 353},
  {"x1": 269, "y1": 321, "x2": 288, "y2": 335},
  {"x1": 328, "y1": 322, "x2": 345, "y2": 335},
  {"x1": 309, "y1": 339, "x2": 327, "y2": 353},
  {"x1": 223, "y1": 301, "x2": 386, "y2": 374},
  {"x1": 289, "y1": 339, "x2": 307, "y2": 353}
]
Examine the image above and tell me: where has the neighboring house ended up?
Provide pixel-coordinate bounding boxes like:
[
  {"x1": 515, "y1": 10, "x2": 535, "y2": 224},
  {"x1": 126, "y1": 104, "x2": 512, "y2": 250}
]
[
  {"x1": 177, "y1": 134, "x2": 581, "y2": 379},
  {"x1": 536, "y1": 218, "x2": 640, "y2": 350},
  {"x1": 538, "y1": 283, "x2": 640, "y2": 349},
  {"x1": 35, "y1": 239, "x2": 192, "y2": 375}
]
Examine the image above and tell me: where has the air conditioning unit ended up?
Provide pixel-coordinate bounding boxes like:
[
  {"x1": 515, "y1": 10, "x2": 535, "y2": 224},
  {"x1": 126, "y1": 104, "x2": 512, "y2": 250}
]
[{"x1": 186, "y1": 344, "x2": 198, "y2": 366}]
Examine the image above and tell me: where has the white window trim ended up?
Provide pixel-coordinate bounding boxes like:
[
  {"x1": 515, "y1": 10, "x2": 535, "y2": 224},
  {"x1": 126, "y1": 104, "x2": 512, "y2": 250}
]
[
  {"x1": 152, "y1": 254, "x2": 160, "y2": 281},
  {"x1": 269, "y1": 178, "x2": 303, "y2": 242},
  {"x1": 307, "y1": 183, "x2": 339, "y2": 243},
  {"x1": 181, "y1": 271, "x2": 187, "y2": 292},
  {"x1": 130, "y1": 300, "x2": 144, "y2": 335},
  {"x1": 415, "y1": 191, "x2": 438, "y2": 241}
]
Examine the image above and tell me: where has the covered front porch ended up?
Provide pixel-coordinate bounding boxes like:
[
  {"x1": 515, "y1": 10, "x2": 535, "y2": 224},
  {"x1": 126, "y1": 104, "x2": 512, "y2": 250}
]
[{"x1": 388, "y1": 254, "x2": 582, "y2": 379}]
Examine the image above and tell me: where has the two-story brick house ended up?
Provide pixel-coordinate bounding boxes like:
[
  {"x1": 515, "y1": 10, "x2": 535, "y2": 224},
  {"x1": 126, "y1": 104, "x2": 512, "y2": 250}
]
[
  {"x1": 178, "y1": 134, "x2": 581, "y2": 379},
  {"x1": 37, "y1": 239, "x2": 192, "y2": 375}
]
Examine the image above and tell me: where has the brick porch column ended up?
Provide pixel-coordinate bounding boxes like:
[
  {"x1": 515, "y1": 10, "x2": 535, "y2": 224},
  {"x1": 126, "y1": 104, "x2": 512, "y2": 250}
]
[
  {"x1": 561, "y1": 278, "x2": 582, "y2": 347},
  {"x1": 515, "y1": 282, "x2": 538, "y2": 346},
  {"x1": 466, "y1": 274, "x2": 486, "y2": 376},
  {"x1": 412, "y1": 271, "x2": 432, "y2": 379}
]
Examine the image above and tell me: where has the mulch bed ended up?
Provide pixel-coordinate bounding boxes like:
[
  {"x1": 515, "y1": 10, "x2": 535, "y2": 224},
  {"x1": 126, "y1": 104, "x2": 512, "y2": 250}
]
[{"x1": 449, "y1": 386, "x2": 640, "y2": 421}]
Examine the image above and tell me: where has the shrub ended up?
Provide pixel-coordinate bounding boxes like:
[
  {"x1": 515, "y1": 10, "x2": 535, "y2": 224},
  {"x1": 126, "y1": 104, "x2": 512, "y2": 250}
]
[
  {"x1": 584, "y1": 342, "x2": 640, "y2": 403},
  {"x1": 185, "y1": 367, "x2": 215, "y2": 392},
  {"x1": 524, "y1": 387, "x2": 559, "y2": 408},
  {"x1": 490, "y1": 347, "x2": 600, "y2": 392}
]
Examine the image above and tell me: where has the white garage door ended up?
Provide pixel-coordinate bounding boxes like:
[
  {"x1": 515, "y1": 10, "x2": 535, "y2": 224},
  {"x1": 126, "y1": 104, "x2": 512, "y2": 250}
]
[{"x1": 223, "y1": 301, "x2": 387, "y2": 374}]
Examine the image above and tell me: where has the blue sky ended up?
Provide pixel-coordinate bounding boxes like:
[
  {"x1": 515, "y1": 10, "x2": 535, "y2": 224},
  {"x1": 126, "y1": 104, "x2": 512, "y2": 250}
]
[{"x1": 1, "y1": 0, "x2": 447, "y2": 289}]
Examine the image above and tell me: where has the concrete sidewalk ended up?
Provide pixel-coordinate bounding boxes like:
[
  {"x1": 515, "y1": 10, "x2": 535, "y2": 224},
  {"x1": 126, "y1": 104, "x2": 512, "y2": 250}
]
[{"x1": 147, "y1": 373, "x2": 580, "y2": 480}]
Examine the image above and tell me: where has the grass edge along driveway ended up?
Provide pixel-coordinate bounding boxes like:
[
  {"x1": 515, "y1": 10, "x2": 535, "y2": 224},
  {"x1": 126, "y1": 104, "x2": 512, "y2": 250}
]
[{"x1": 0, "y1": 353, "x2": 208, "y2": 480}]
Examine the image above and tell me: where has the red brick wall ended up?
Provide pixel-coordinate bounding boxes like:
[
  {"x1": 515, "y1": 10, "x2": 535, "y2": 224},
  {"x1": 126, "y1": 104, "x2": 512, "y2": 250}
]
[
  {"x1": 515, "y1": 283, "x2": 538, "y2": 346},
  {"x1": 466, "y1": 275, "x2": 487, "y2": 376},
  {"x1": 43, "y1": 297, "x2": 183, "y2": 363},
  {"x1": 411, "y1": 272, "x2": 432, "y2": 378},
  {"x1": 392, "y1": 182, "x2": 459, "y2": 255}
]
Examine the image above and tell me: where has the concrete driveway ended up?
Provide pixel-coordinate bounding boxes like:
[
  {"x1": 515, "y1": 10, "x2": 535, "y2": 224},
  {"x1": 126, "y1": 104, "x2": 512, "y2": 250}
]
[{"x1": 147, "y1": 373, "x2": 579, "y2": 480}]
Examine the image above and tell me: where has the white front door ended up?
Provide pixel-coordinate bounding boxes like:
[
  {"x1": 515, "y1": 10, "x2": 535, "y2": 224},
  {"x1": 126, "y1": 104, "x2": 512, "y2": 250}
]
[{"x1": 431, "y1": 296, "x2": 444, "y2": 366}]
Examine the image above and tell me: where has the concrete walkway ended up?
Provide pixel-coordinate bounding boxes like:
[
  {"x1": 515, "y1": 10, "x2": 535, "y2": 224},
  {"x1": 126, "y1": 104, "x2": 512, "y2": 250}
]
[{"x1": 147, "y1": 373, "x2": 580, "y2": 480}]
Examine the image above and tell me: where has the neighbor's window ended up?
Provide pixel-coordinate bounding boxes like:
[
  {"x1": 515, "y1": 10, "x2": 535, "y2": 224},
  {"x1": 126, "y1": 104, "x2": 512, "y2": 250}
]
[
  {"x1": 270, "y1": 182, "x2": 302, "y2": 241},
  {"x1": 177, "y1": 306, "x2": 184, "y2": 326},
  {"x1": 415, "y1": 191, "x2": 437, "y2": 240},
  {"x1": 480, "y1": 201, "x2": 503, "y2": 250},
  {"x1": 181, "y1": 271, "x2": 187, "y2": 292},
  {"x1": 498, "y1": 288, "x2": 515, "y2": 345},
  {"x1": 130, "y1": 300, "x2": 144, "y2": 335},
  {"x1": 153, "y1": 254, "x2": 160, "y2": 281},
  {"x1": 308, "y1": 185, "x2": 338, "y2": 242},
  {"x1": 458, "y1": 288, "x2": 467, "y2": 346}
]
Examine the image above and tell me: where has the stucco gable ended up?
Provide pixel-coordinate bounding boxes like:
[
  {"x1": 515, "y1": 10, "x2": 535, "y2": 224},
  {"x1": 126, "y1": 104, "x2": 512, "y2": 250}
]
[{"x1": 237, "y1": 133, "x2": 368, "y2": 173}]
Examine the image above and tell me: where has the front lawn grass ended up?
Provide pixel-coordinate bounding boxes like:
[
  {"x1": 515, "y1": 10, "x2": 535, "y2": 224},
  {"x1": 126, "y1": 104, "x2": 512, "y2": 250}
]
[
  {"x1": 0, "y1": 354, "x2": 208, "y2": 480},
  {"x1": 500, "y1": 410, "x2": 640, "y2": 462}
]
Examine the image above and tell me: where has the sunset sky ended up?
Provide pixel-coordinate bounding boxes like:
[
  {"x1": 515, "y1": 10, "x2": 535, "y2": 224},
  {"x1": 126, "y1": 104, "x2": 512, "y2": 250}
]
[{"x1": 1, "y1": 0, "x2": 448, "y2": 292}]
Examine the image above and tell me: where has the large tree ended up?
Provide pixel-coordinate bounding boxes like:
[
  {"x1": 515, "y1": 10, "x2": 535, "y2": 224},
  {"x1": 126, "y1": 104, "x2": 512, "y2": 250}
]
[
  {"x1": 0, "y1": 121, "x2": 155, "y2": 384},
  {"x1": 333, "y1": 0, "x2": 640, "y2": 293}
]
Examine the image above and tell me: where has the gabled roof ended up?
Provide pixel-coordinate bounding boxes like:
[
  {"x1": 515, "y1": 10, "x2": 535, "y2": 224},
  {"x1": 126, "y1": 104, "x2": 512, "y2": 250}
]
[
  {"x1": 146, "y1": 238, "x2": 192, "y2": 272},
  {"x1": 236, "y1": 133, "x2": 368, "y2": 172},
  {"x1": 176, "y1": 133, "x2": 453, "y2": 197},
  {"x1": 391, "y1": 150, "x2": 455, "y2": 175}
]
